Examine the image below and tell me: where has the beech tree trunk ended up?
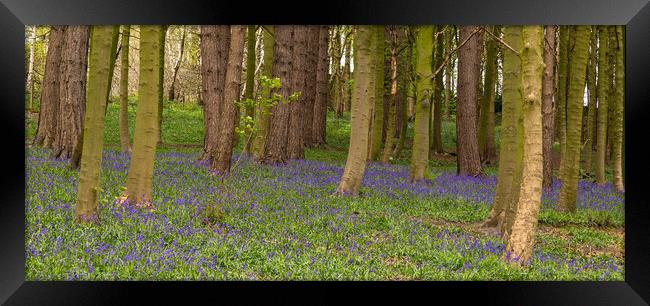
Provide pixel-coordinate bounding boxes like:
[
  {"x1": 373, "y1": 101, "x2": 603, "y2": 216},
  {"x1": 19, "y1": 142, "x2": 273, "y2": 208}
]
[
  {"x1": 261, "y1": 26, "x2": 293, "y2": 164},
  {"x1": 336, "y1": 26, "x2": 376, "y2": 196},
  {"x1": 242, "y1": 25, "x2": 257, "y2": 155},
  {"x1": 612, "y1": 26, "x2": 624, "y2": 192},
  {"x1": 119, "y1": 25, "x2": 131, "y2": 153},
  {"x1": 35, "y1": 26, "x2": 65, "y2": 148},
  {"x1": 505, "y1": 25, "x2": 544, "y2": 265},
  {"x1": 556, "y1": 26, "x2": 590, "y2": 213},
  {"x1": 542, "y1": 25, "x2": 557, "y2": 189},
  {"x1": 430, "y1": 26, "x2": 444, "y2": 154},
  {"x1": 477, "y1": 26, "x2": 500, "y2": 164},
  {"x1": 381, "y1": 27, "x2": 399, "y2": 164},
  {"x1": 252, "y1": 25, "x2": 275, "y2": 160},
  {"x1": 410, "y1": 26, "x2": 433, "y2": 181},
  {"x1": 53, "y1": 26, "x2": 89, "y2": 162},
  {"x1": 212, "y1": 26, "x2": 245, "y2": 174},
  {"x1": 125, "y1": 25, "x2": 163, "y2": 208},
  {"x1": 582, "y1": 27, "x2": 597, "y2": 172},
  {"x1": 75, "y1": 26, "x2": 118, "y2": 223},
  {"x1": 456, "y1": 26, "x2": 483, "y2": 176},
  {"x1": 595, "y1": 26, "x2": 610, "y2": 185}
]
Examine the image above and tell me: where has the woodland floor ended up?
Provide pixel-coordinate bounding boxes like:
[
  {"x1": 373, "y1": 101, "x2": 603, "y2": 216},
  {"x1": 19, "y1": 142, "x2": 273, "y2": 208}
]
[{"x1": 24, "y1": 101, "x2": 624, "y2": 280}]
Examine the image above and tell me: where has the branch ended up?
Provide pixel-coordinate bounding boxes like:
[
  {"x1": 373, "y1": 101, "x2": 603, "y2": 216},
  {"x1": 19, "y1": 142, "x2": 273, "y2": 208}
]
[
  {"x1": 482, "y1": 26, "x2": 519, "y2": 56},
  {"x1": 432, "y1": 26, "x2": 483, "y2": 77}
]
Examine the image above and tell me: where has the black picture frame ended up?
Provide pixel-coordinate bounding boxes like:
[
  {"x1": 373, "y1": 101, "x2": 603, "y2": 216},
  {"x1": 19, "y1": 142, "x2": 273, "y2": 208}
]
[{"x1": 1, "y1": 0, "x2": 649, "y2": 304}]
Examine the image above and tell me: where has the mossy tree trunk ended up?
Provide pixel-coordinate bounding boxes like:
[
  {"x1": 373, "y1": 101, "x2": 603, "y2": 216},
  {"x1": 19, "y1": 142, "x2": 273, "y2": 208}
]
[
  {"x1": 119, "y1": 25, "x2": 131, "y2": 153},
  {"x1": 336, "y1": 26, "x2": 376, "y2": 196},
  {"x1": 75, "y1": 26, "x2": 118, "y2": 223},
  {"x1": 582, "y1": 27, "x2": 597, "y2": 172},
  {"x1": 261, "y1": 26, "x2": 293, "y2": 164},
  {"x1": 242, "y1": 25, "x2": 257, "y2": 155},
  {"x1": 595, "y1": 26, "x2": 610, "y2": 185},
  {"x1": 312, "y1": 26, "x2": 330, "y2": 147},
  {"x1": 542, "y1": 25, "x2": 557, "y2": 189},
  {"x1": 555, "y1": 26, "x2": 570, "y2": 174},
  {"x1": 505, "y1": 25, "x2": 545, "y2": 265},
  {"x1": 484, "y1": 26, "x2": 523, "y2": 232},
  {"x1": 409, "y1": 26, "x2": 433, "y2": 181},
  {"x1": 125, "y1": 25, "x2": 163, "y2": 208},
  {"x1": 368, "y1": 26, "x2": 385, "y2": 161},
  {"x1": 478, "y1": 26, "x2": 500, "y2": 165},
  {"x1": 35, "y1": 26, "x2": 65, "y2": 148},
  {"x1": 430, "y1": 26, "x2": 444, "y2": 154},
  {"x1": 456, "y1": 26, "x2": 483, "y2": 176},
  {"x1": 252, "y1": 25, "x2": 275, "y2": 160},
  {"x1": 382, "y1": 27, "x2": 399, "y2": 164},
  {"x1": 556, "y1": 26, "x2": 590, "y2": 213},
  {"x1": 212, "y1": 26, "x2": 245, "y2": 174},
  {"x1": 612, "y1": 26, "x2": 624, "y2": 192}
]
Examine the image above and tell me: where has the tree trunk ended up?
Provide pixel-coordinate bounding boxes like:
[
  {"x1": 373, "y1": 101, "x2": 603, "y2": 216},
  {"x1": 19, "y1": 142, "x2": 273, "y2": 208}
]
[
  {"x1": 342, "y1": 31, "x2": 352, "y2": 114},
  {"x1": 261, "y1": 26, "x2": 293, "y2": 164},
  {"x1": 199, "y1": 26, "x2": 230, "y2": 162},
  {"x1": 444, "y1": 26, "x2": 454, "y2": 120},
  {"x1": 242, "y1": 25, "x2": 257, "y2": 155},
  {"x1": 303, "y1": 26, "x2": 320, "y2": 148},
  {"x1": 505, "y1": 25, "x2": 544, "y2": 265},
  {"x1": 382, "y1": 27, "x2": 398, "y2": 164},
  {"x1": 410, "y1": 26, "x2": 433, "y2": 181},
  {"x1": 252, "y1": 25, "x2": 275, "y2": 160},
  {"x1": 483, "y1": 26, "x2": 523, "y2": 232},
  {"x1": 612, "y1": 26, "x2": 624, "y2": 192},
  {"x1": 119, "y1": 25, "x2": 131, "y2": 153},
  {"x1": 125, "y1": 25, "x2": 163, "y2": 208},
  {"x1": 26, "y1": 26, "x2": 36, "y2": 110},
  {"x1": 456, "y1": 26, "x2": 483, "y2": 176},
  {"x1": 75, "y1": 26, "x2": 118, "y2": 223},
  {"x1": 555, "y1": 26, "x2": 570, "y2": 175},
  {"x1": 336, "y1": 26, "x2": 376, "y2": 196},
  {"x1": 53, "y1": 26, "x2": 89, "y2": 162},
  {"x1": 595, "y1": 26, "x2": 610, "y2": 185},
  {"x1": 431, "y1": 26, "x2": 444, "y2": 154},
  {"x1": 542, "y1": 25, "x2": 557, "y2": 189},
  {"x1": 368, "y1": 26, "x2": 385, "y2": 160},
  {"x1": 582, "y1": 27, "x2": 597, "y2": 172},
  {"x1": 287, "y1": 26, "x2": 307, "y2": 160},
  {"x1": 157, "y1": 26, "x2": 167, "y2": 145},
  {"x1": 35, "y1": 26, "x2": 65, "y2": 148},
  {"x1": 212, "y1": 26, "x2": 245, "y2": 174},
  {"x1": 312, "y1": 26, "x2": 330, "y2": 147},
  {"x1": 556, "y1": 26, "x2": 590, "y2": 213},
  {"x1": 477, "y1": 26, "x2": 500, "y2": 164},
  {"x1": 168, "y1": 26, "x2": 186, "y2": 101}
]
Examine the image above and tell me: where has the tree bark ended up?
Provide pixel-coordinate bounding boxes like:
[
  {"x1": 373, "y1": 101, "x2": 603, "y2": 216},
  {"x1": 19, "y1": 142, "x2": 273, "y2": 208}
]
[
  {"x1": 336, "y1": 26, "x2": 376, "y2": 196},
  {"x1": 430, "y1": 26, "x2": 445, "y2": 154},
  {"x1": 478, "y1": 26, "x2": 500, "y2": 164},
  {"x1": 242, "y1": 25, "x2": 257, "y2": 155},
  {"x1": 582, "y1": 27, "x2": 597, "y2": 172},
  {"x1": 212, "y1": 26, "x2": 245, "y2": 174},
  {"x1": 35, "y1": 26, "x2": 65, "y2": 148},
  {"x1": 157, "y1": 26, "x2": 167, "y2": 145},
  {"x1": 312, "y1": 26, "x2": 330, "y2": 147},
  {"x1": 199, "y1": 26, "x2": 230, "y2": 162},
  {"x1": 125, "y1": 25, "x2": 163, "y2": 208},
  {"x1": 505, "y1": 25, "x2": 545, "y2": 265},
  {"x1": 556, "y1": 26, "x2": 590, "y2": 213},
  {"x1": 287, "y1": 26, "x2": 307, "y2": 160},
  {"x1": 382, "y1": 27, "x2": 399, "y2": 164},
  {"x1": 252, "y1": 26, "x2": 275, "y2": 160},
  {"x1": 119, "y1": 25, "x2": 131, "y2": 153},
  {"x1": 483, "y1": 26, "x2": 523, "y2": 232},
  {"x1": 410, "y1": 26, "x2": 433, "y2": 181},
  {"x1": 261, "y1": 26, "x2": 293, "y2": 164},
  {"x1": 76, "y1": 26, "x2": 118, "y2": 223},
  {"x1": 612, "y1": 26, "x2": 624, "y2": 192},
  {"x1": 542, "y1": 25, "x2": 557, "y2": 189},
  {"x1": 456, "y1": 26, "x2": 483, "y2": 176},
  {"x1": 595, "y1": 26, "x2": 610, "y2": 185},
  {"x1": 302, "y1": 26, "x2": 320, "y2": 148},
  {"x1": 26, "y1": 26, "x2": 36, "y2": 110},
  {"x1": 368, "y1": 26, "x2": 385, "y2": 160},
  {"x1": 53, "y1": 26, "x2": 89, "y2": 162}
]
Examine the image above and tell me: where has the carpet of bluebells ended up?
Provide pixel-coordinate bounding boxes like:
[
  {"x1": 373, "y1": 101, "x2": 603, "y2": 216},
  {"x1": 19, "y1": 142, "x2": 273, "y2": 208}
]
[{"x1": 25, "y1": 146, "x2": 624, "y2": 281}]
